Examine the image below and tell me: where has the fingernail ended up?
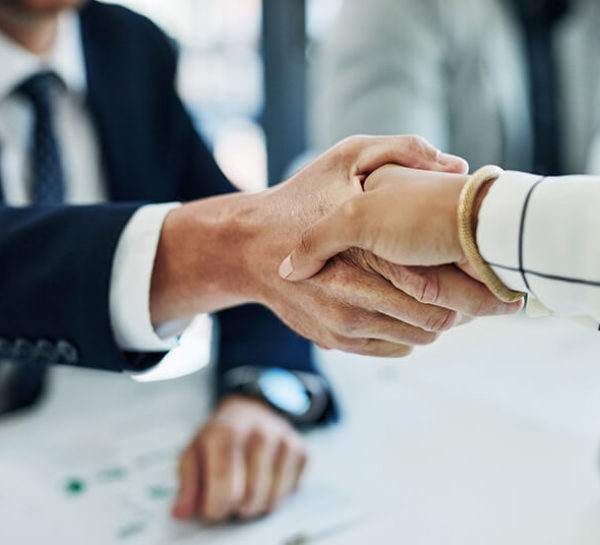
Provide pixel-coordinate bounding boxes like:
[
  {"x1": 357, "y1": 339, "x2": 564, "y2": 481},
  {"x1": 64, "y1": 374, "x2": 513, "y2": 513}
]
[{"x1": 279, "y1": 255, "x2": 294, "y2": 279}]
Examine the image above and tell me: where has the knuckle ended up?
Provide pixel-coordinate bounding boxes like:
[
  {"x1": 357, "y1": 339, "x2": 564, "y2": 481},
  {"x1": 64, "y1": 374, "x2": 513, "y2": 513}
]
[
  {"x1": 409, "y1": 269, "x2": 441, "y2": 305},
  {"x1": 413, "y1": 329, "x2": 440, "y2": 346},
  {"x1": 247, "y1": 428, "x2": 269, "y2": 450},
  {"x1": 200, "y1": 423, "x2": 237, "y2": 452},
  {"x1": 328, "y1": 332, "x2": 363, "y2": 353},
  {"x1": 407, "y1": 134, "x2": 432, "y2": 154},
  {"x1": 407, "y1": 134, "x2": 425, "y2": 152},
  {"x1": 336, "y1": 308, "x2": 364, "y2": 336},
  {"x1": 276, "y1": 438, "x2": 292, "y2": 458},
  {"x1": 425, "y1": 308, "x2": 458, "y2": 332}
]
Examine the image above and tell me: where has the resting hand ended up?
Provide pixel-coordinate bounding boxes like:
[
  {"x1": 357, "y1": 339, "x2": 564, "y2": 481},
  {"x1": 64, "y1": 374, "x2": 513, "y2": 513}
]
[{"x1": 172, "y1": 396, "x2": 308, "y2": 522}]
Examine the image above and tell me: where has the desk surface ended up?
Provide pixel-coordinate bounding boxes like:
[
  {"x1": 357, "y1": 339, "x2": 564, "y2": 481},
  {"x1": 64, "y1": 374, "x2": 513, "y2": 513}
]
[{"x1": 1, "y1": 313, "x2": 600, "y2": 544}]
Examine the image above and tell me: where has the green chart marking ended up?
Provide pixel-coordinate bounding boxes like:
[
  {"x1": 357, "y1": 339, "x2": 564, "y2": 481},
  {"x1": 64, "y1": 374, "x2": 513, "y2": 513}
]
[
  {"x1": 65, "y1": 478, "x2": 85, "y2": 495},
  {"x1": 148, "y1": 485, "x2": 170, "y2": 500}
]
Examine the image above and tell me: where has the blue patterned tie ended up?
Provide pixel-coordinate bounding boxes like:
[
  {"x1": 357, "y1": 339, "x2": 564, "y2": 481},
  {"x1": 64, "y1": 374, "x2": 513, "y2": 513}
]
[{"x1": 16, "y1": 71, "x2": 66, "y2": 204}]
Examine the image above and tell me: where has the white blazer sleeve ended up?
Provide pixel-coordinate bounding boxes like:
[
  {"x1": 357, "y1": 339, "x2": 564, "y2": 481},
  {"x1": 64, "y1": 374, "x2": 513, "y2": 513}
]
[{"x1": 477, "y1": 171, "x2": 600, "y2": 327}]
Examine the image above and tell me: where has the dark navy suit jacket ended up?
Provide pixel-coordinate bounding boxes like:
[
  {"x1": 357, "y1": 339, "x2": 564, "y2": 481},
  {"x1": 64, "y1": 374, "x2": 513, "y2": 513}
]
[{"x1": 0, "y1": 1, "x2": 332, "y2": 413}]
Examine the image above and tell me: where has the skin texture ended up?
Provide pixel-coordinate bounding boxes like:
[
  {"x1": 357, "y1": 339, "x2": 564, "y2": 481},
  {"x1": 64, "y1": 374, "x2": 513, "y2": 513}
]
[
  {"x1": 149, "y1": 136, "x2": 505, "y2": 358},
  {"x1": 172, "y1": 395, "x2": 309, "y2": 523},
  {"x1": 279, "y1": 165, "x2": 523, "y2": 316}
]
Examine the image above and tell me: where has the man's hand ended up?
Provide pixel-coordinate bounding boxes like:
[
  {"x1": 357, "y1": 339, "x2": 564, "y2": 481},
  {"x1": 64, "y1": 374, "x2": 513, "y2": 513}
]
[
  {"x1": 278, "y1": 165, "x2": 523, "y2": 320},
  {"x1": 150, "y1": 135, "x2": 500, "y2": 357},
  {"x1": 171, "y1": 396, "x2": 308, "y2": 522}
]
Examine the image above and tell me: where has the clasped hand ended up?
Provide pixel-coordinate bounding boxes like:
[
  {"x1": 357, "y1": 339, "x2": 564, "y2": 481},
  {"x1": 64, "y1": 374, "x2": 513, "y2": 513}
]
[
  {"x1": 279, "y1": 163, "x2": 523, "y2": 351},
  {"x1": 153, "y1": 135, "x2": 521, "y2": 358}
]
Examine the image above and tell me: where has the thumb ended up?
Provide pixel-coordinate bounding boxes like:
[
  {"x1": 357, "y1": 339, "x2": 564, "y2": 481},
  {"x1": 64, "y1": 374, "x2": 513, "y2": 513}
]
[{"x1": 279, "y1": 200, "x2": 365, "y2": 281}]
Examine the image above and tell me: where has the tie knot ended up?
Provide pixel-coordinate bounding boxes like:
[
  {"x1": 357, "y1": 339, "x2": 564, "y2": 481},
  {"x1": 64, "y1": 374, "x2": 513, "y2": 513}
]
[{"x1": 15, "y1": 71, "x2": 62, "y2": 111}]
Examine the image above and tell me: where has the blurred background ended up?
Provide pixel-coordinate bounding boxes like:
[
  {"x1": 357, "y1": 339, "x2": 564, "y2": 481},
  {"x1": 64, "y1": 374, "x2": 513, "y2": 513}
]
[
  {"x1": 105, "y1": 0, "x2": 600, "y2": 186},
  {"x1": 102, "y1": 0, "x2": 342, "y2": 192}
]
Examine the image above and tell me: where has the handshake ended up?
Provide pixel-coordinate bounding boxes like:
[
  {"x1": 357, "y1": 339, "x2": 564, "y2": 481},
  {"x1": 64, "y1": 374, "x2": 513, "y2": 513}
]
[{"x1": 150, "y1": 135, "x2": 523, "y2": 357}]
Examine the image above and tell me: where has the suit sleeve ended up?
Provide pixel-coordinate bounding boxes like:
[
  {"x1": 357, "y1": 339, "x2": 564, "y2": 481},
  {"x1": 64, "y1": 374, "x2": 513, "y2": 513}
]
[
  {"x1": 161, "y1": 41, "x2": 338, "y2": 423},
  {"x1": 0, "y1": 203, "x2": 165, "y2": 371}
]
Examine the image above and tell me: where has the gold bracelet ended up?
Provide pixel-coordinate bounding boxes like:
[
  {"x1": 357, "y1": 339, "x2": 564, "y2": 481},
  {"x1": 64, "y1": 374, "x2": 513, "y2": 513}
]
[{"x1": 457, "y1": 165, "x2": 525, "y2": 303}]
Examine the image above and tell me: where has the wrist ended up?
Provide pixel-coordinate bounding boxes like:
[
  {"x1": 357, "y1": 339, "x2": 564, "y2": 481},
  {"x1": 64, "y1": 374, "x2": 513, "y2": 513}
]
[
  {"x1": 443, "y1": 176, "x2": 470, "y2": 263},
  {"x1": 149, "y1": 192, "x2": 264, "y2": 323}
]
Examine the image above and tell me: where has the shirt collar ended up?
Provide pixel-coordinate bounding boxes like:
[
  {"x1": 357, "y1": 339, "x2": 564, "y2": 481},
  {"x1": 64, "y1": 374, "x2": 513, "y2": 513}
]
[{"x1": 0, "y1": 10, "x2": 87, "y2": 101}]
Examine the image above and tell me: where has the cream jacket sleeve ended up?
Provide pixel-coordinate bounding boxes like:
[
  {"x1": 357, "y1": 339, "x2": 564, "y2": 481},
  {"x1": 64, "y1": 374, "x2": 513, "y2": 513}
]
[{"x1": 477, "y1": 172, "x2": 600, "y2": 328}]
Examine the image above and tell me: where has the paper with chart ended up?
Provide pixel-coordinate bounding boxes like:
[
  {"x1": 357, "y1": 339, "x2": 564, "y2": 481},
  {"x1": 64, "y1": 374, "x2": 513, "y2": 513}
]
[{"x1": 0, "y1": 408, "x2": 403, "y2": 545}]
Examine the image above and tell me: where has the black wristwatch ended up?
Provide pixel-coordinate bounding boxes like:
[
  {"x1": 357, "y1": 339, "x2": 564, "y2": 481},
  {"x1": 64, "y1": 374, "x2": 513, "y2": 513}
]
[{"x1": 221, "y1": 366, "x2": 330, "y2": 426}]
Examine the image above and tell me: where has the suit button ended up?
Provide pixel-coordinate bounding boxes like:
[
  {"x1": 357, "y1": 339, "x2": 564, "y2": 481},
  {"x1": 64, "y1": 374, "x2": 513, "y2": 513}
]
[
  {"x1": 33, "y1": 340, "x2": 58, "y2": 363},
  {"x1": 13, "y1": 338, "x2": 34, "y2": 360},
  {"x1": 56, "y1": 340, "x2": 78, "y2": 365}
]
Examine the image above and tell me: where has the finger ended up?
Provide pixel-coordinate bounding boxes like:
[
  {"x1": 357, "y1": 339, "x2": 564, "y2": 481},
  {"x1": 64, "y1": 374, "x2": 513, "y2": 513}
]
[
  {"x1": 279, "y1": 199, "x2": 365, "y2": 281},
  {"x1": 330, "y1": 308, "x2": 439, "y2": 346},
  {"x1": 390, "y1": 264, "x2": 524, "y2": 317},
  {"x1": 292, "y1": 449, "x2": 308, "y2": 491},
  {"x1": 200, "y1": 428, "x2": 245, "y2": 522},
  {"x1": 238, "y1": 430, "x2": 277, "y2": 519},
  {"x1": 339, "y1": 260, "x2": 460, "y2": 332},
  {"x1": 328, "y1": 336, "x2": 414, "y2": 358},
  {"x1": 351, "y1": 135, "x2": 469, "y2": 175},
  {"x1": 267, "y1": 440, "x2": 306, "y2": 512},
  {"x1": 171, "y1": 445, "x2": 200, "y2": 519}
]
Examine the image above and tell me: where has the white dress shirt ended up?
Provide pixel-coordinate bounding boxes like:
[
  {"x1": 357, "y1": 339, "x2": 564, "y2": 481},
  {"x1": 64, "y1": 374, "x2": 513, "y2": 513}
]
[
  {"x1": 477, "y1": 171, "x2": 600, "y2": 329},
  {"x1": 0, "y1": 13, "x2": 187, "y2": 360}
]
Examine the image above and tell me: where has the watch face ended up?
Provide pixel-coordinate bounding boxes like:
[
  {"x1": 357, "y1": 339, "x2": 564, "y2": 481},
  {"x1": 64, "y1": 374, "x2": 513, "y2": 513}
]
[{"x1": 257, "y1": 368, "x2": 311, "y2": 416}]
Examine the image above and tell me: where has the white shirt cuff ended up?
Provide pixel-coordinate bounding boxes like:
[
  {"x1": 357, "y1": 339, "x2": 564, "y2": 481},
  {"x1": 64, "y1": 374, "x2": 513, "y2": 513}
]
[{"x1": 109, "y1": 202, "x2": 190, "y2": 352}]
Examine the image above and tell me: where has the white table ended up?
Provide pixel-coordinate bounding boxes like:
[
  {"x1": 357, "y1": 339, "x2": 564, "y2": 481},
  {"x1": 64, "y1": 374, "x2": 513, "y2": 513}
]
[{"x1": 1, "y1": 313, "x2": 600, "y2": 544}]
